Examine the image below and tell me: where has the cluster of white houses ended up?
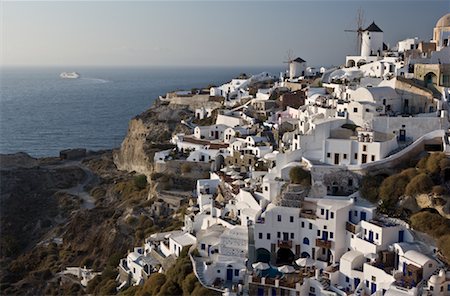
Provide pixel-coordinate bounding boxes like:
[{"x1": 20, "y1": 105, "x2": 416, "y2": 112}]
[{"x1": 117, "y1": 14, "x2": 450, "y2": 296}]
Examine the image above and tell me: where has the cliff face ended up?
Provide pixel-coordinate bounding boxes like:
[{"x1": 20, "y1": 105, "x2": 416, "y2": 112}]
[{"x1": 113, "y1": 100, "x2": 192, "y2": 177}]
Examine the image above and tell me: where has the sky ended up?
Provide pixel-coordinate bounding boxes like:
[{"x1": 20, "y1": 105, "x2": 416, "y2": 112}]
[{"x1": 1, "y1": 1, "x2": 449, "y2": 67}]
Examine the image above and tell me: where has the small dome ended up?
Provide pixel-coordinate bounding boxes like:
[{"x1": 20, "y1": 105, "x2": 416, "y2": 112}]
[{"x1": 436, "y1": 13, "x2": 450, "y2": 28}]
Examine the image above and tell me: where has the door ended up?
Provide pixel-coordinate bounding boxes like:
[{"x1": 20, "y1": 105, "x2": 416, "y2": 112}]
[
  {"x1": 371, "y1": 283, "x2": 377, "y2": 294},
  {"x1": 334, "y1": 153, "x2": 340, "y2": 165},
  {"x1": 257, "y1": 288, "x2": 264, "y2": 296},
  {"x1": 368, "y1": 231, "x2": 374, "y2": 242},
  {"x1": 295, "y1": 244, "x2": 301, "y2": 257},
  {"x1": 399, "y1": 230, "x2": 404, "y2": 242},
  {"x1": 362, "y1": 154, "x2": 367, "y2": 164},
  {"x1": 360, "y1": 212, "x2": 367, "y2": 221},
  {"x1": 283, "y1": 232, "x2": 289, "y2": 241},
  {"x1": 399, "y1": 129, "x2": 406, "y2": 141},
  {"x1": 348, "y1": 211, "x2": 353, "y2": 224},
  {"x1": 226, "y1": 269, "x2": 233, "y2": 281},
  {"x1": 354, "y1": 278, "x2": 360, "y2": 289},
  {"x1": 322, "y1": 231, "x2": 328, "y2": 241},
  {"x1": 215, "y1": 131, "x2": 219, "y2": 139}
]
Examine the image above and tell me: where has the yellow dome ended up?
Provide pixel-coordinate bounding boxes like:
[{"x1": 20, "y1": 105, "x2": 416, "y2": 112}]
[{"x1": 436, "y1": 13, "x2": 450, "y2": 28}]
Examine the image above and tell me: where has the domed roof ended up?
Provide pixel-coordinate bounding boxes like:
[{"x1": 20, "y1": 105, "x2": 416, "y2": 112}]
[{"x1": 436, "y1": 13, "x2": 450, "y2": 28}]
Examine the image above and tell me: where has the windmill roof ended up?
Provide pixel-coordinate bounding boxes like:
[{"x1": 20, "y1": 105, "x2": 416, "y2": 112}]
[
  {"x1": 365, "y1": 22, "x2": 383, "y2": 32},
  {"x1": 293, "y1": 57, "x2": 306, "y2": 63}
]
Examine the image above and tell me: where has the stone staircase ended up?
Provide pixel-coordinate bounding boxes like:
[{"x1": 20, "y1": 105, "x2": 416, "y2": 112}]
[{"x1": 319, "y1": 276, "x2": 330, "y2": 290}]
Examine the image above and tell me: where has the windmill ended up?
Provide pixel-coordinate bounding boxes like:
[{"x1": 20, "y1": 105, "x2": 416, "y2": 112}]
[
  {"x1": 344, "y1": 8, "x2": 365, "y2": 55},
  {"x1": 282, "y1": 49, "x2": 294, "y2": 79}
]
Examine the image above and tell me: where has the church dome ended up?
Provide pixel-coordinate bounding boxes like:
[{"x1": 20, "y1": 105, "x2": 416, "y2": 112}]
[{"x1": 436, "y1": 13, "x2": 450, "y2": 28}]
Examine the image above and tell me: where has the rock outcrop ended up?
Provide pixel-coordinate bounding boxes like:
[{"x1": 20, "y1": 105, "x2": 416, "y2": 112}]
[{"x1": 113, "y1": 100, "x2": 192, "y2": 177}]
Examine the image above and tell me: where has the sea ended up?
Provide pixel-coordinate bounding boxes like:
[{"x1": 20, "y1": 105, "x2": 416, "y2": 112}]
[{"x1": 0, "y1": 66, "x2": 283, "y2": 157}]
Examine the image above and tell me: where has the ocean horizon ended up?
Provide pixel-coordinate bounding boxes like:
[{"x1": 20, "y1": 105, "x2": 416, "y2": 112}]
[{"x1": 0, "y1": 65, "x2": 283, "y2": 157}]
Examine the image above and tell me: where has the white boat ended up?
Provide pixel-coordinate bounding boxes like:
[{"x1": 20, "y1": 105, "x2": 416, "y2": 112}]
[{"x1": 60, "y1": 72, "x2": 80, "y2": 79}]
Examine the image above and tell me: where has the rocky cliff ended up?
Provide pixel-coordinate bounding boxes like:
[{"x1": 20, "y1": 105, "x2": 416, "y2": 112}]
[{"x1": 113, "y1": 99, "x2": 192, "y2": 177}]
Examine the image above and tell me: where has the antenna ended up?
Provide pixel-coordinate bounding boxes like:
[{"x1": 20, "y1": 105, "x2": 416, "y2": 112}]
[{"x1": 344, "y1": 8, "x2": 365, "y2": 55}]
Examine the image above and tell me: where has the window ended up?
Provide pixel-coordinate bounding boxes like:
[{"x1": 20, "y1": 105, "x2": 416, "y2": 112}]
[
  {"x1": 267, "y1": 233, "x2": 271, "y2": 240},
  {"x1": 353, "y1": 107, "x2": 358, "y2": 113},
  {"x1": 290, "y1": 216, "x2": 294, "y2": 223},
  {"x1": 375, "y1": 233, "x2": 379, "y2": 240},
  {"x1": 310, "y1": 287, "x2": 315, "y2": 292},
  {"x1": 217, "y1": 270, "x2": 220, "y2": 273},
  {"x1": 330, "y1": 232, "x2": 334, "y2": 239},
  {"x1": 321, "y1": 209, "x2": 324, "y2": 215},
  {"x1": 265, "y1": 186, "x2": 268, "y2": 191},
  {"x1": 235, "y1": 269, "x2": 239, "y2": 276},
  {"x1": 277, "y1": 215, "x2": 282, "y2": 222},
  {"x1": 343, "y1": 153, "x2": 347, "y2": 159},
  {"x1": 363, "y1": 145, "x2": 367, "y2": 152},
  {"x1": 428, "y1": 263, "x2": 433, "y2": 268},
  {"x1": 309, "y1": 223, "x2": 312, "y2": 229},
  {"x1": 277, "y1": 232, "x2": 281, "y2": 238},
  {"x1": 372, "y1": 276, "x2": 376, "y2": 282},
  {"x1": 330, "y1": 212, "x2": 334, "y2": 219},
  {"x1": 354, "y1": 153, "x2": 358, "y2": 160},
  {"x1": 346, "y1": 277, "x2": 349, "y2": 283},
  {"x1": 366, "y1": 108, "x2": 370, "y2": 112},
  {"x1": 201, "y1": 244, "x2": 206, "y2": 250},
  {"x1": 259, "y1": 233, "x2": 263, "y2": 239},
  {"x1": 317, "y1": 230, "x2": 321, "y2": 236},
  {"x1": 301, "y1": 221, "x2": 305, "y2": 228},
  {"x1": 290, "y1": 233, "x2": 294, "y2": 239},
  {"x1": 324, "y1": 225, "x2": 327, "y2": 230},
  {"x1": 348, "y1": 179, "x2": 353, "y2": 186},
  {"x1": 303, "y1": 238, "x2": 310, "y2": 245},
  {"x1": 371, "y1": 155, "x2": 375, "y2": 161},
  {"x1": 327, "y1": 152, "x2": 331, "y2": 158},
  {"x1": 354, "y1": 210, "x2": 358, "y2": 217}
]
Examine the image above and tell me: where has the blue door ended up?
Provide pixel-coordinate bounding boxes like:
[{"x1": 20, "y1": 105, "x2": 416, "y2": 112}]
[
  {"x1": 322, "y1": 231, "x2": 328, "y2": 240},
  {"x1": 399, "y1": 230, "x2": 404, "y2": 242},
  {"x1": 326, "y1": 210, "x2": 329, "y2": 220},
  {"x1": 371, "y1": 283, "x2": 377, "y2": 294},
  {"x1": 257, "y1": 287, "x2": 264, "y2": 296},
  {"x1": 368, "y1": 231, "x2": 374, "y2": 242},
  {"x1": 226, "y1": 269, "x2": 233, "y2": 281},
  {"x1": 360, "y1": 212, "x2": 367, "y2": 221},
  {"x1": 354, "y1": 278, "x2": 360, "y2": 289},
  {"x1": 348, "y1": 211, "x2": 353, "y2": 223}
]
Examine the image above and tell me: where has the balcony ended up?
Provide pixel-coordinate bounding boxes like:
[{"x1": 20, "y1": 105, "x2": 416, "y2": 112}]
[
  {"x1": 315, "y1": 239, "x2": 332, "y2": 249},
  {"x1": 299, "y1": 209, "x2": 317, "y2": 219},
  {"x1": 346, "y1": 221, "x2": 357, "y2": 234},
  {"x1": 277, "y1": 240, "x2": 293, "y2": 248}
]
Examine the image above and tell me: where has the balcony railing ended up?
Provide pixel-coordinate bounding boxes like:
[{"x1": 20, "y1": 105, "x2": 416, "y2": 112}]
[
  {"x1": 278, "y1": 240, "x2": 293, "y2": 248},
  {"x1": 346, "y1": 221, "x2": 357, "y2": 234},
  {"x1": 315, "y1": 239, "x2": 332, "y2": 249}
]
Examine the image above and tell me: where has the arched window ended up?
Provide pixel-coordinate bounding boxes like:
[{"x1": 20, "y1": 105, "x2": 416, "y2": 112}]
[{"x1": 303, "y1": 237, "x2": 309, "y2": 245}]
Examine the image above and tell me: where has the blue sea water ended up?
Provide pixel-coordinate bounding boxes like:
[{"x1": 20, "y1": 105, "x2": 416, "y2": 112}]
[{"x1": 0, "y1": 66, "x2": 282, "y2": 157}]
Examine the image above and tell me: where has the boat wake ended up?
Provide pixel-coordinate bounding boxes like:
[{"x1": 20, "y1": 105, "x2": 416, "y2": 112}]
[{"x1": 80, "y1": 77, "x2": 111, "y2": 84}]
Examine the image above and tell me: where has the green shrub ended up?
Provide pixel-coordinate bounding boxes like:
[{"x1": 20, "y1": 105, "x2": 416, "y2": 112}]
[
  {"x1": 289, "y1": 166, "x2": 311, "y2": 186},
  {"x1": 404, "y1": 173, "x2": 433, "y2": 196},
  {"x1": 438, "y1": 234, "x2": 450, "y2": 264},
  {"x1": 360, "y1": 174, "x2": 385, "y2": 202},
  {"x1": 139, "y1": 273, "x2": 166, "y2": 296},
  {"x1": 134, "y1": 175, "x2": 148, "y2": 190},
  {"x1": 379, "y1": 174, "x2": 409, "y2": 203},
  {"x1": 410, "y1": 211, "x2": 450, "y2": 238}
]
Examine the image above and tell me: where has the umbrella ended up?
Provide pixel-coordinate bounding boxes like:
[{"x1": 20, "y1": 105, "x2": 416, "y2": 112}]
[
  {"x1": 278, "y1": 265, "x2": 296, "y2": 273},
  {"x1": 252, "y1": 262, "x2": 269, "y2": 270},
  {"x1": 295, "y1": 257, "x2": 314, "y2": 267},
  {"x1": 232, "y1": 175, "x2": 243, "y2": 180},
  {"x1": 220, "y1": 167, "x2": 229, "y2": 172}
]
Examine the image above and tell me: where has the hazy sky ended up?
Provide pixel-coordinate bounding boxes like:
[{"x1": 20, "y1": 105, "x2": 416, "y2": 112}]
[{"x1": 1, "y1": 1, "x2": 448, "y2": 67}]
